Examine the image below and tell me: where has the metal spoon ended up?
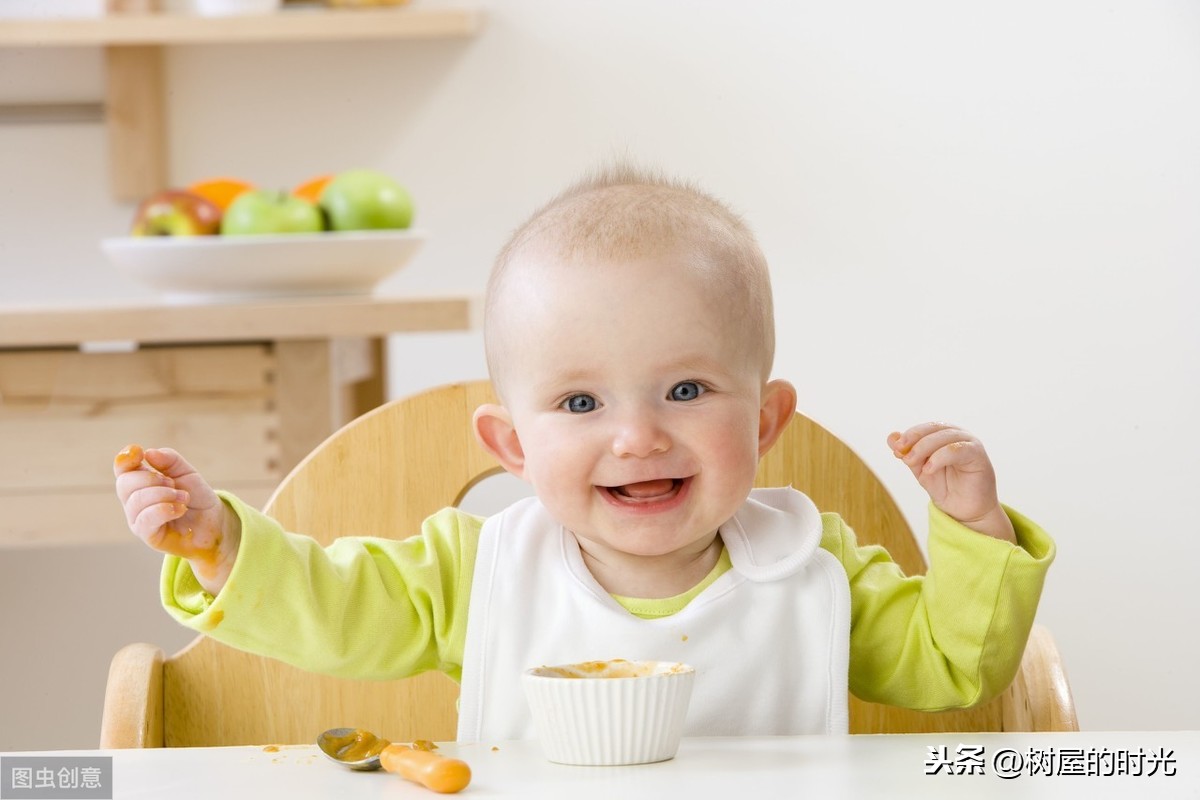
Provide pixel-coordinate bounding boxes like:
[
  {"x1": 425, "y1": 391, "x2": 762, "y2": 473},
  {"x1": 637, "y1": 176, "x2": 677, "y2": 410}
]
[{"x1": 316, "y1": 727, "x2": 389, "y2": 771}]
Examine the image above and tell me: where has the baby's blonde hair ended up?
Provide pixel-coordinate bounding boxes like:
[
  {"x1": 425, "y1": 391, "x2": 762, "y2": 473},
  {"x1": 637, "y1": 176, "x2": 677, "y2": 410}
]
[{"x1": 485, "y1": 163, "x2": 775, "y2": 394}]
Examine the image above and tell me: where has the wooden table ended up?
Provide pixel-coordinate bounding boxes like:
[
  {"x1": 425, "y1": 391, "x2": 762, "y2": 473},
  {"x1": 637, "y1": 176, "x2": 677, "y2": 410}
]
[
  {"x1": 0, "y1": 294, "x2": 476, "y2": 548},
  {"x1": 2, "y1": 734, "x2": 1196, "y2": 799}
]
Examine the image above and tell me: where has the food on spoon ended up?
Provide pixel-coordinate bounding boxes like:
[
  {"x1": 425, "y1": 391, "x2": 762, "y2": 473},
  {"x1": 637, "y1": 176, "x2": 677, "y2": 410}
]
[
  {"x1": 380, "y1": 744, "x2": 471, "y2": 794},
  {"x1": 326, "y1": 728, "x2": 390, "y2": 762}
]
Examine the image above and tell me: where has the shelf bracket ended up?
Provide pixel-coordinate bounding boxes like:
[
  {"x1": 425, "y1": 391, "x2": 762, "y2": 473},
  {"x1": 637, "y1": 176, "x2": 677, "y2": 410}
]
[{"x1": 105, "y1": 44, "x2": 166, "y2": 203}]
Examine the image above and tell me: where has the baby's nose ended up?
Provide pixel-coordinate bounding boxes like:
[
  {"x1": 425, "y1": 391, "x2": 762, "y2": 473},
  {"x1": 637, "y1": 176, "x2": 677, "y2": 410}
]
[{"x1": 610, "y1": 414, "x2": 671, "y2": 458}]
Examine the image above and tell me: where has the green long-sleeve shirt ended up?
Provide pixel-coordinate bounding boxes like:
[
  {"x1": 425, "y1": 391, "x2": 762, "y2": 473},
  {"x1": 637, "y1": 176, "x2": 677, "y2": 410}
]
[{"x1": 163, "y1": 496, "x2": 1053, "y2": 712}]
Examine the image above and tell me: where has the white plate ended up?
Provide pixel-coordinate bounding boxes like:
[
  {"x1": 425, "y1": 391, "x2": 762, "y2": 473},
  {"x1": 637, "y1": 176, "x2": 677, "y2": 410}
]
[{"x1": 101, "y1": 229, "x2": 426, "y2": 302}]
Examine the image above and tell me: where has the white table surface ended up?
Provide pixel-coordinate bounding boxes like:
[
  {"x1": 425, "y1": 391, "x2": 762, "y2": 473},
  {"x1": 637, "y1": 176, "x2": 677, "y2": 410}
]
[{"x1": 4, "y1": 732, "x2": 1197, "y2": 799}]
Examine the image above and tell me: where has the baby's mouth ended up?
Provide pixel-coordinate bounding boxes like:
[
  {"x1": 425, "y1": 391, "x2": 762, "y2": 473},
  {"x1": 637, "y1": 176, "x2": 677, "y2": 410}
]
[{"x1": 604, "y1": 478, "x2": 685, "y2": 503}]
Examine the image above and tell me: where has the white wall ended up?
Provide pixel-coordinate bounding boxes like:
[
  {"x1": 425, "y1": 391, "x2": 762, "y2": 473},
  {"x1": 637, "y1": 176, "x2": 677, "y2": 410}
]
[{"x1": 1, "y1": 1, "x2": 1197, "y2": 748}]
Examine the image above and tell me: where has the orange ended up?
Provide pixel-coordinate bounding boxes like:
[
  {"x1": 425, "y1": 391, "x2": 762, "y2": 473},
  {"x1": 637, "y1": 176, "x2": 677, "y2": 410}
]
[
  {"x1": 293, "y1": 174, "x2": 334, "y2": 205},
  {"x1": 188, "y1": 177, "x2": 255, "y2": 212}
]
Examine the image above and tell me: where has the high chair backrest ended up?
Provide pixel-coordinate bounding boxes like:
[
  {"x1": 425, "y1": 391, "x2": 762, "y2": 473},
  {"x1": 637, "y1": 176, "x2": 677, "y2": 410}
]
[{"x1": 101, "y1": 380, "x2": 1076, "y2": 748}]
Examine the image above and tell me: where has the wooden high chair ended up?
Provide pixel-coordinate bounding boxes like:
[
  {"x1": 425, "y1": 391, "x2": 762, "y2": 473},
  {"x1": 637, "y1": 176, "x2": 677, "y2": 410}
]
[{"x1": 100, "y1": 380, "x2": 1077, "y2": 748}]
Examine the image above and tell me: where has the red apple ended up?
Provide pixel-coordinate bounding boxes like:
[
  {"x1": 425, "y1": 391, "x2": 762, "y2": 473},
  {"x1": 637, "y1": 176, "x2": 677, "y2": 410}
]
[{"x1": 130, "y1": 189, "x2": 222, "y2": 236}]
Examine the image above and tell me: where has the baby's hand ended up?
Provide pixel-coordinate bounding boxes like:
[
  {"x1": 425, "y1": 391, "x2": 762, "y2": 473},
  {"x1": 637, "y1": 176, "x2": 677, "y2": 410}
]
[
  {"x1": 887, "y1": 423, "x2": 1016, "y2": 544},
  {"x1": 113, "y1": 444, "x2": 241, "y2": 595}
]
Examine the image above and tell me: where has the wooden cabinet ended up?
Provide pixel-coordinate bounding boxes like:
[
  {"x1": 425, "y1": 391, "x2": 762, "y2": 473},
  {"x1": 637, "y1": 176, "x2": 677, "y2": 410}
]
[
  {"x1": 1, "y1": 343, "x2": 280, "y2": 547},
  {"x1": 0, "y1": 5, "x2": 484, "y2": 199},
  {"x1": 0, "y1": 294, "x2": 476, "y2": 547}
]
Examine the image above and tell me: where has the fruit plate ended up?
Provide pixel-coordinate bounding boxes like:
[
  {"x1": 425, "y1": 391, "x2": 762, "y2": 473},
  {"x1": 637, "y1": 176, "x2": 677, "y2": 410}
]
[{"x1": 101, "y1": 229, "x2": 426, "y2": 302}]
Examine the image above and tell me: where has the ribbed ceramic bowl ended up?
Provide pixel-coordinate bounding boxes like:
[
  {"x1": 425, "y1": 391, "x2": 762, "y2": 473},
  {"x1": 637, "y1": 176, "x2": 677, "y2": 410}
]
[
  {"x1": 522, "y1": 659, "x2": 695, "y2": 766},
  {"x1": 195, "y1": 0, "x2": 281, "y2": 15}
]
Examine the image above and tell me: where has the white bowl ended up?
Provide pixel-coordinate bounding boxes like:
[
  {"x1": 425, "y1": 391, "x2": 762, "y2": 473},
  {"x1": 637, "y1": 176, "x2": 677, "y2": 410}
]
[
  {"x1": 522, "y1": 659, "x2": 695, "y2": 766},
  {"x1": 101, "y1": 229, "x2": 425, "y2": 302},
  {"x1": 194, "y1": 0, "x2": 281, "y2": 15},
  {"x1": 1, "y1": 1, "x2": 105, "y2": 17}
]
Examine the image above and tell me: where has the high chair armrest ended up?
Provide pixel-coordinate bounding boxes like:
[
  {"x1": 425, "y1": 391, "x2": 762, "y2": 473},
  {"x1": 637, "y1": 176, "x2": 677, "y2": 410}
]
[
  {"x1": 1002, "y1": 623, "x2": 1079, "y2": 732},
  {"x1": 100, "y1": 643, "x2": 165, "y2": 748}
]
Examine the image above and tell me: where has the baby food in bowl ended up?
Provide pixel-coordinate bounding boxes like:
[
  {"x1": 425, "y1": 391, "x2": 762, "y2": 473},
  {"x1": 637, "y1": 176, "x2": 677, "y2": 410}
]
[{"x1": 522, "y1": 659, "x2": 695, "y2": 766}]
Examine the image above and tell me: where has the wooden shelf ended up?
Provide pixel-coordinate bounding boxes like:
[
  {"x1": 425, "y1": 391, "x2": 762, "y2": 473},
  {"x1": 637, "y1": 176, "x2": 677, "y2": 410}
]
[
  {"x1": 0, "y1": 6, "x2": 484, "y2": 200},
  {"x1": 0, "y1": 294, "x2": 478, "y2": 349},
  {"x1": 0, "y1": 7, "x2": 482, "y2": 46}
]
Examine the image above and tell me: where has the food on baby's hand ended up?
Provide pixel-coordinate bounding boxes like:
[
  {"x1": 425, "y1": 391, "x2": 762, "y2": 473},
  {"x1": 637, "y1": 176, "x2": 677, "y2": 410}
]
[
  {"x1": 380, "y1": 744, "x2": 471, "y2": 794},
  {"x1": 114, "y1": 443, "x2": 145, "y2": 472}
]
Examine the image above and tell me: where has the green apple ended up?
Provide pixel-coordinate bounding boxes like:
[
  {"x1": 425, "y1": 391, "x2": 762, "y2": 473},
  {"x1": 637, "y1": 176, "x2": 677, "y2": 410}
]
[
  {"x1": 221, "y1": 190, "x2": 325, "y2": 236},
  {"x1": 319, "y1": 169, "x2": 414, "y2": 231},
  {"x1": 130, "y1": 189, "x2": 222, "y2": 236}
]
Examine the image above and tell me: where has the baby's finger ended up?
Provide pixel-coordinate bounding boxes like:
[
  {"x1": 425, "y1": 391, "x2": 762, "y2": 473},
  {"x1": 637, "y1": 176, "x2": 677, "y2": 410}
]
[
  {"x1": 124, "y1": 486, "x2": 190, "y2": 529},
  {"x1": 115, "y1": 468, "x2": 175, "y2": 505},
  {"x1": 131, "y1": 498, "x2": 189, "y2": 542},
  {"x1": 143, "y1": 448, "x2": 202, "y2": 482},
  {"x1": 921, "y1": 438, "x2": 988, "y2": 476},
  {"x1": 891, "y1": 421, "x2": 957, "y2": 456},
  {"x1": 901, "y1": 427, "x2": 975, "y2": 469}
]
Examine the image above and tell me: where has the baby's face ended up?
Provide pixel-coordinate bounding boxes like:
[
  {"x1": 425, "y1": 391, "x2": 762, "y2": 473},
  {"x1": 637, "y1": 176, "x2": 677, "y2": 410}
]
[{"x1": 491, "y1": 250, "x2": 774, "y2": 561}]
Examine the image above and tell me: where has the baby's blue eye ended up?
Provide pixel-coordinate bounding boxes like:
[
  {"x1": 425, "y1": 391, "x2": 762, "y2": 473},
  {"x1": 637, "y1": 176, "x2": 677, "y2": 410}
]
[
  {"x1": 669, "y1": 381, "x2": 705, "y2": 402},
  {"x1": 563, "y1": 394, "x2": 597, "y2": 413}
]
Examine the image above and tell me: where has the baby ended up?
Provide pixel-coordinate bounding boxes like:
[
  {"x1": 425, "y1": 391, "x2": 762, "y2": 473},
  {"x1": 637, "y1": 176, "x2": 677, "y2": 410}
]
[{"x1": 115, "y1": 164, "x2": 1053, "y2": 739}]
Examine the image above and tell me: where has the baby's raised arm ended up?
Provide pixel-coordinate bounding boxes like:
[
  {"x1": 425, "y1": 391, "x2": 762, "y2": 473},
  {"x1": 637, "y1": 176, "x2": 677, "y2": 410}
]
[
  {"x1": 887, "y1": 423, "x2": 1017, "y2": 544},
  {"x1": 113, "y1": 444, "x2": 242, "y2": 595}
]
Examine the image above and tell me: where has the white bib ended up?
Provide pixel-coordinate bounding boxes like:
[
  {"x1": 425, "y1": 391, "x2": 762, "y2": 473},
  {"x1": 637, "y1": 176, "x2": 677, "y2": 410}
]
[{"x1": 457, "y1": 487, "x2": 850, "y2": 741}]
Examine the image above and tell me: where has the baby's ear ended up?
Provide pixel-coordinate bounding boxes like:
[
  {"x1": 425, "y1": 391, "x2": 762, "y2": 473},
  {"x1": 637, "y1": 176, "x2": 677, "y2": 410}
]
[
  {"x1": 757, "y1": 379, "x2": 797, "y2": 457},
  {"x1": 473, "y1": 404, "x2": 526, "y2": 477}
]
